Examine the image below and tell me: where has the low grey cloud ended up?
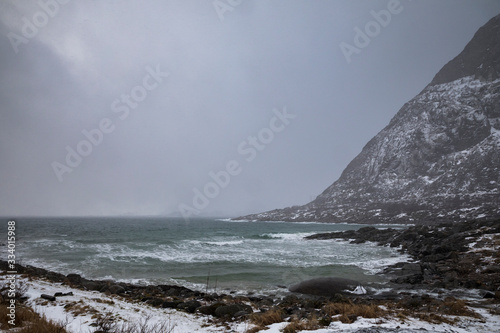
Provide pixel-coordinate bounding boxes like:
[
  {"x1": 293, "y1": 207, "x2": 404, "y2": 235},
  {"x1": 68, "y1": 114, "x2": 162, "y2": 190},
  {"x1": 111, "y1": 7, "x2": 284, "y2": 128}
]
[{"x1": 1, "y1": 0, "x2": 499, "y2": 217}]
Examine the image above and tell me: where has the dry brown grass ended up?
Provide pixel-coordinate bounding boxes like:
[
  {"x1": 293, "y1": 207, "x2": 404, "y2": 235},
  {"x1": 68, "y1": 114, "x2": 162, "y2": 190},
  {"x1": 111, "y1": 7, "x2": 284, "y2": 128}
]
[
  {"x1": 105, "y1": 314, "x2": 176, "y2": 333},
  {"x1": 16, "y1": 315, "x2": 68, "y2": 333},
  {"x1": 0, "y1": 304, "x2": 35, "y2": 328},
  {"x1": 386, "y1": 296, "x2": 481, "y2": 325},
  {"x1": 282, "y1": 315, "x2": 320, "y2": 333},
  {"x1": 323, "y1": 302, "x2": 383, "y2": 323},
  {"x1": 414, "y1": 312, "x2": 455, "y2": 325},
  {"x1": 282, "y1": 320, "x2": 303, "y2": 333},
  {"x1": 63, "y1": 301, "x2": 99, "y2": 317},
  {"x1": 0, "y1": 304, "x2": 68, "y2": 332},
  {"x1": 92, "y1": 297, "x2": 115, "y2": 305},
  {"x1": 402, "y1": 297, "x2": 480, "y2": 324},
  {"x1": 440, "y1": 297, "x2": 480, "y2": 318},
  {"x1": 249, "y1": 308, "x2": 284, "y2": 326}
]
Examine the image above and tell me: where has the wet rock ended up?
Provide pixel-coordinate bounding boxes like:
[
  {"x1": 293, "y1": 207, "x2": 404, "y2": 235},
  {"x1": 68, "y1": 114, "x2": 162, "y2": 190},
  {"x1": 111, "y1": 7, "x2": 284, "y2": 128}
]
[
  {"x1": 303, "y1": 298, "x2": 325, "y2": 309},
  {"x1": 41, "y1": 294, "x2": 56, "y2": 301},
  {"x1": 147, "y1": 298, "x2": 164, "y2": 307},
  {"x1": 65, "y1": 273, "x2": 82, "y2": 285},
  {"x1": 108, "y1": 285, "x2": 126, "y2": 294},
  {"x1": 158, "y1": 285, "x2": 189, "y2": 295},
  {"x1": 233, "y1": 310, "x2": 250, "y2": 318},
  {"x1": 257, "y1": 297, "x2": 274, "y2": 308},
  {"x1": 289, "y1": 277, "x2": 360, "y2": 297},
  {"x1": 369, "y1": 291, "x2": 400, "y2": 300},
  {"x1": 248, "y1": 296, "x2": 264, "y2": 303},
  {"x1": 177, "y1": 300, "x2": 201, "y2": 313},
  {"x1": 197, "y1": 303, "x2": 224, "y2": 316},
  {"x1": 81, "y1": 281, "x2": 99, "y2": 291},
  {"x1": 402, "y1": 263, "x2": 422, "y2": 273},
  {"x1": 483, "y1": 265, "x2": 500, "y2": 273},
  {"x1": 280, "y1": 294, "x2": 300, "y2": 306},
  {"x1": 162, "y1": 300, "x2": 183, "y2": 309},
  {"x1": 393, "y1": 274, "x2": 423, "y2": 284},
  {"x1": 54, "y1": 292, "x2": 73, "y2": 297},
  {"x1": 214, "y1": 304, "x2": 253, "y2": 318}
]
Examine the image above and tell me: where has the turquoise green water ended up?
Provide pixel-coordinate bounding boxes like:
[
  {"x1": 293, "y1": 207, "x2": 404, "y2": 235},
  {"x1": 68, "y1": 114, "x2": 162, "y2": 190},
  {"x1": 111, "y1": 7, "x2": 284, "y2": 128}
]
[{"x1": 9, "y1": 217, "x2": 408, "y2": 295}]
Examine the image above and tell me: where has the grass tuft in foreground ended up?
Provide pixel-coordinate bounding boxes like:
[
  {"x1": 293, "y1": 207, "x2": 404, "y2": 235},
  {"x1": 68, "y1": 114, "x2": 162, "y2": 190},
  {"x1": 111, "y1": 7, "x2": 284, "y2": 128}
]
[
  {"x1": 323, "y1": 301, "x2": 383, "y2": 323},
  {"x1": 0, "y1": 304, "x2": 69, "y2": 333},
  {"x1": 249, "y1": 308, "x2": 285, "y2": 327}
]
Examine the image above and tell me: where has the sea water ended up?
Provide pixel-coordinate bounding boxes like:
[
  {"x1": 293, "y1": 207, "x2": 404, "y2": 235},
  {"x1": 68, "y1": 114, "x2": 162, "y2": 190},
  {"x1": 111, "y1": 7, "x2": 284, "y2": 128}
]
[{"x1": 9, "y1": 217, "x2": 410, "y2": 295}]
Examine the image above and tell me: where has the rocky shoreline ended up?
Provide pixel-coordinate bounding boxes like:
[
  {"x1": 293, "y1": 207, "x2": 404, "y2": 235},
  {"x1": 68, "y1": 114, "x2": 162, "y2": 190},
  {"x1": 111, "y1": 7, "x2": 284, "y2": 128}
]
[
  {"x1": 1, "y1": 219, "x2": 499, "y2": 331},
  {"x1": 306, "y1": 218, "x2": 500, "y2": 294}
]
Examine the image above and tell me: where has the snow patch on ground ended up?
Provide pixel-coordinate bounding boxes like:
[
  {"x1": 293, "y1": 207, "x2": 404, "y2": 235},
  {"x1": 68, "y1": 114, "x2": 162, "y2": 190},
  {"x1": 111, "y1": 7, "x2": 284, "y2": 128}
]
[{"x1": 2, "y1": 276, "x2": 238, "y2": 333}]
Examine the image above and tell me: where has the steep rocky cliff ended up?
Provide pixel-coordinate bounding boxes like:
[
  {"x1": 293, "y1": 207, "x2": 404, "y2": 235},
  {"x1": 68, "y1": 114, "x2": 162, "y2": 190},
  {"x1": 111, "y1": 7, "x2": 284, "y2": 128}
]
[{"x1": 237, "y1": 14, "x2": 500, "y2": 224}]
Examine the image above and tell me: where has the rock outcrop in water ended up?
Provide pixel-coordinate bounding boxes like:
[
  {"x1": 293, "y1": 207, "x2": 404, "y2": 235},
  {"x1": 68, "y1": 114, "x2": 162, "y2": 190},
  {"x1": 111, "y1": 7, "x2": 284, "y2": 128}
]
[{"x1": 236, "y1": 14, "x2": 500, "y2": 224}]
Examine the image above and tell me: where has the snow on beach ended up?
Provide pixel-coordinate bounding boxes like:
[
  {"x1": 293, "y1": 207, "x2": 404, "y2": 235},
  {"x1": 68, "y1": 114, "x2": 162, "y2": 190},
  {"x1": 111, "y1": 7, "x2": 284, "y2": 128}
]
[
  {"x1": 2, "y1": 275, "x2": 246, "y2": 333},
  {"x1": 2, "y1": 274, "x2": 500, "y2": 333}
]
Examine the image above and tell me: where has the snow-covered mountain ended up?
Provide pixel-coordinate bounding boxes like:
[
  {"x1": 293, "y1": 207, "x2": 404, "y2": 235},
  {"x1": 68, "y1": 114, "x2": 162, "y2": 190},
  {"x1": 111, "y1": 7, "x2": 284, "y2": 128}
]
[{"x1": 237, "y1": 14, "x2": 500, "y2": 224}]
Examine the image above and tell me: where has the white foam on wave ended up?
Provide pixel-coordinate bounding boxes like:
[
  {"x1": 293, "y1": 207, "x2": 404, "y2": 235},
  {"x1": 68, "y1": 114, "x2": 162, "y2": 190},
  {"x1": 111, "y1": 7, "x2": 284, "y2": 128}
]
[
  {"x1": 372, "y1": 223, "x2": 414, "y2": 228},
  {"x1": 205, "y1": 240, "x2": 244, "y2": 246},
  {"x1": 20, "y1": 258, "x2": 69, "y2": 272},
  {"x1": 187, "y1": 235, "x2": 245, "y2": 247},
  {"x1": 267, "y1": 220, "x2": 337, "y2": 224},
  {"x1": 140, "y1": 239, "x2": 328, "y2": 267},
  {"x1": 77, "y1": 232, "x2": 407, "y2": 272},
  {"x1": 27, "y1": 238, "x2": 77, "y2": 248},
  {"x1": 219, "y1": 219, "x2": 250, "y2": 222},
  {"x1": 352, "y1": 253, "x2": 412, "y2": 275},
  {"x1": 260, "y1": 232, "x2": 315, "y2": 240}
]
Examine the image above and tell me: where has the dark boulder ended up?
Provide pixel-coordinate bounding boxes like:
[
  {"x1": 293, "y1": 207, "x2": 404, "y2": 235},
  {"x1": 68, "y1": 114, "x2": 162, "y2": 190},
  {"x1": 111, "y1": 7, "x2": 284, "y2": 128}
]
[
  {"x1": 289, "y1": 277, "x2": 361, "y2": 296},
  {"x1": 214, "y1": 304, "x2": 253, "y2": 318},
  {"x1": 197, "y1": 302, "x2": 225, "y2": 316},
  {"x1": 65, "y1": 273, "x2": 82, "y2": 285},
  {"x1": 54, "y1": 292, "x2": 73, "y2": 297},
  {"x1": 146, "y1": 298, "x2": 164, "y2": 307},
  {"x1": 279, "y1": 294, "x2": 300, "y2": 306},
  {"x1": 177, "y1": 300, "x2": 201, "y2": 313},
  {"x1": 108, "y1": 285, "x2": 126, "y2": 295},
  {"x1": 162, "y1": 300, "x2": 183, "y2": 309},
  {"x1": 159, "y1": 285, "x2": 194, "y2": 297},
  {"x1": 483, "y1": 291, "x2": 495, "y2": 299},
  {"x1": 233, "y1": 310, "x2": 251, "y2": 318},
  {"x1": 40, "y1": 294, "x2": 56, "y2": 301}
]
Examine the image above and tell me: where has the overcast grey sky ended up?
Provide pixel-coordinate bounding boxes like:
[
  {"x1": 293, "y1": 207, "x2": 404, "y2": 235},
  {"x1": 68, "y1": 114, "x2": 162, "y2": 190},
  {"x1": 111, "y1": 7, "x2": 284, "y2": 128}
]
[{"x1": 1, "y1": 0, "x2": 499, "y2": 217}]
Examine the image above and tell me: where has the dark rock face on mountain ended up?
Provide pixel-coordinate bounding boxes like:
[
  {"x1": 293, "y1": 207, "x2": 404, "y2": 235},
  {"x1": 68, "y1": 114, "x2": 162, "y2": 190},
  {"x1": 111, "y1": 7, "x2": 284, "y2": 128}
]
[
  {"x1": 429, "y1": 13, "x2": 500, "y2": 86},
  {"x1": 237, "y1": 14, "x2": 500, "y2": 224}
]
